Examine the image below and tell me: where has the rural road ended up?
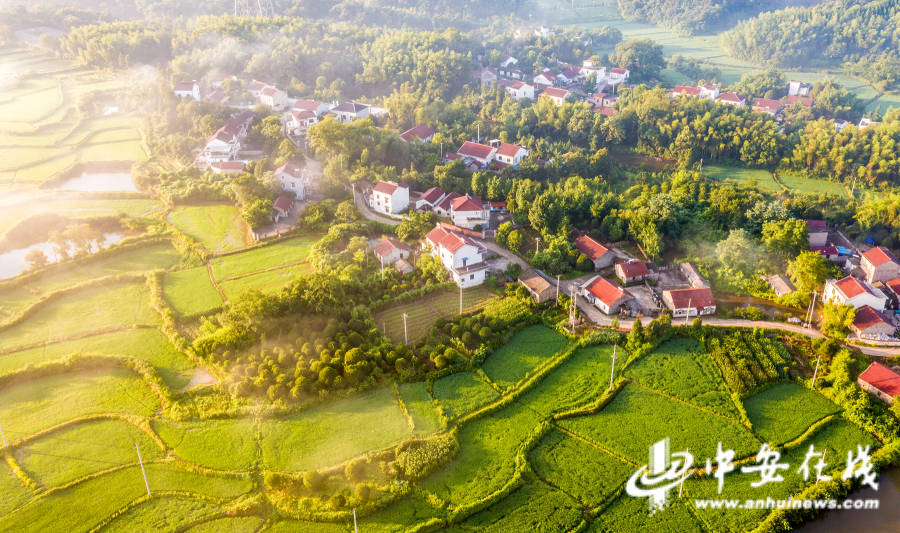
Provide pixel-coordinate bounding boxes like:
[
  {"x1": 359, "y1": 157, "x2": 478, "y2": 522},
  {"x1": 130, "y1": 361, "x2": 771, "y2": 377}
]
[{"x1": 351, "y1": 183, "x2": 401, "y2": 226}]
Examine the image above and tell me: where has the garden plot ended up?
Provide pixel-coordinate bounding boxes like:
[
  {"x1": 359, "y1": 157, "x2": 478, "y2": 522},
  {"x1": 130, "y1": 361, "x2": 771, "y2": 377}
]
[
  {"x1": 218, "y1": 262, "x2": 314, "y2": 299},
  {"x1": 375, "y1": 286, "x2": 497, "y2": 344},
  {"x1": 153, "y1": 418, "x2": 259, "y2": 471},
  {"x1": 163, "y1": 267, "x2": 224, "y2": 317},
  {"x1": 103, "y1": 496, "x2": 223, "y2": 533},
  {"x1": 168, "y1": 205, "x2": 250, "y2": 253},
  {"x1": 209, "y1": 234, "x2": 321, "y2": 280},
  {"x1": 431, "y1": 371, "x2": 499, "y2": 420},
  {"x1": 448, "y1": 481, "x2": 582, "y2": 532},
  {"x1": 743, "y1": 382, "x2": 842, "y2": 445},
  {"x1": 519, "y1": 343, "x2": 615, "y2": 416},
  {"x1": 357, "y1": 491, "x2": 446, "y2": 533},
  {"x1": 397, "y1": 382, "x2": 442, "y2": 435},
  {"x1": 481, "y1": 325, "x2": 568, "y2": 389}
]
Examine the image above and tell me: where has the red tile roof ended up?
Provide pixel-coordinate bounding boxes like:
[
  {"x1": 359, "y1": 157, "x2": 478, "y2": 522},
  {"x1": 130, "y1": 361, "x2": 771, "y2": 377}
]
[
  {"x1": 853, "y1": 306, "x2": 893, "y2": 332},
  {"x1": 440, "y1": 231, "x2": 469, "y2": 253},
  {"x1": 173, "y1": 81, "x2": 196, "y2": 91},
  {"x1": 293, "y1": 99, "x2": 324, "y2": 112},
  {"x1": 574, "y1": 235, "x2": 609, "y2": 261},
  {"x1": 834, "y1": 276, "x2": 869, "y2": 299},
  {"x1": 419, "y1": 187, "x2": 445, "y2": 205},
  {"x1": 586, "y1": 277, "x2": 630, "y2": 306},
  {"x1": 806, "y1": 219, "x2": 827, "y2": 230},
  {"x1": 261, "y1": 86, "x2": 278, "y2": 97},
  {"x1": 785, "y1": 95, "x2": 813, "y2": 107},
  {"x1": 374, "y1": 237, "x2": 411, "y2": 258},
  {"x1": 717, "y1": 92, "x2": 744, "y2": 104},
  {"x1": 542, "y1": 87, "x2": 570, "y2": 100},
  {"x1": 373, "y1": 181, "x2": 401, "y2": 195},
  {"x1": 503, "y1": 80, "x2": 526, "y2": 89},
  {"x1": 425, "y1": 226, "x2": 449, "y2": 247},
  {"x1": 436, "y1": 192, "x2": 460, "y2": 211},
  {"x1": 617, "y1": 260, "x2": 649, "y2": 278},
  {"x1": 672, "y1": 85, "x2": 701, "y2": 97},
  {"x1": 858, "y1": 362, "x2": 900, "y2": 398},
  {"x1": 207, "y1": 89, "x2": 227, "y2": 103},
  {"x1": 753, "y1": 98, "x2": 782, "y2": 113},
  {"x1": 400, "y1": 124, "x2": 435, "y2": 142},
  {"x1": 599, "y1": 107, "x2": 617, "y2": 117},
  {"x1": 886, "y1": 277, "x2": 900, "y2": 296},
  {"x1": 611, "y1": 67, "x2": 628, "y2": 75},
  {"x1": 248, "y1": 80, "x2": 267, "y2": 91},
  {"x1": 457, "y1": 141, "x2": 494, "y2": 160},
  {"x1": 811, "y1": 245, "x2": 838, "y2": 256},
  {"x1": 451, "y1": 195, "x2": 483, "y2": 212},
  {"x1": 275, "y1": 162, "x2": 302, "y2": 178},
  {"x1": 497, "y1": 143, "x2": 525, "y2": 158},
  {"x1": 273, "y1": 195, "x2": 293, "y2": 211},
  {"x1": 292, "y1": 109, "x2": 315, "y2": 120},
  {"x1": 863, "y1": 246, "x2": 898, "y2": 268},
  {"x1": 665, "y1": 287, "x2": 715, "y2": 309}
]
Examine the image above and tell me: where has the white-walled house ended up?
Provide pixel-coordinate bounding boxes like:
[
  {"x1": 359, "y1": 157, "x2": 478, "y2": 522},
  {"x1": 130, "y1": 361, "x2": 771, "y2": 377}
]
[
  {"x1": 824, "y1": 276, "x2": 889, "y2": 311},
  {"x1": 457, "y1": 141, "x2": 496, "y2": 166},
  {"x1": 260, "y1": 86, "x2": 288, "y2": 110},
  {"x1": 288, "y1": 110, "x2": 317, "y2": 135},
  {"x1": 574, "y1": 235, "x2": 614, "y2": 270},
  {"x1": 174, "y1": 81, "x2": 200, "y2": 101},
  {"x1": 717, "y1": 92, "x2": 746, "y2": 107},
  {"x1": 416, "y1": 187, "x2": 446, "y2": 210},
  {"x1": 502, "y1": 81, "x2": 534, "y2": 100},
  {"x1": 663, "y1": 288, "x2": 716, "y2": 317},
  {"x1": 449, "y1": 195, "x2": 489, "y2": 230},
  {"x1": 274, "y1": 162, "x2": 306, "y2": 199},
  {"x1": 371, "y1": 181, "x2": 409, "y2": 215},
  {"x1": 861, "y1": 247, "x2": 900, "y2": 284},
  {"x1": 494, "y1": 143, "x2": 529, "y2": 166},
  {"x1": 293, "y1": 99, "x2": 332, "y2": 118},
  {"x1": 788, "y1": 80, "x2": 811, "y2": 97},
  {"x1": 582, "y1": 276, "x2": 632, "y2": 314},
  {"x1": 541, "y1": 87, "x2": 570, "y2": 106},
  {"x1": 424, "y1": 226, "x2": 488, "y2": 288},
  {"x1": 330, "y1": 102, "x2": 371, "y2": 122},
  {"x1": 203, "y1": 111, "x2": 253, "y2": 163},
  {"x1": 374, "y1": 237, "x2": 412, "y2": 266},
  {"x1": 608, "y1": 67, "x2": 629, "y2": 85},
  {"x1": 698, "y1": 83, "x2": 719, "y2": 100}
]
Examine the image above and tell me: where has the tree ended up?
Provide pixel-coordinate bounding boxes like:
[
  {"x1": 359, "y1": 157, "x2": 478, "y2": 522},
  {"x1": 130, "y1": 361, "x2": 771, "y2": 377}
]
[
  {"x1": 241, "y1": 198, "x2": 273, "y2": 229},
  {"x1": 507, "y1": 229, "x2": 524, "y2": 253},
  {"x1": 495, "y1": 221, "x2": 513, "y2": 246},
  {"x1": 528, "y1": 192, "x2": 565, "y2": 239},
  {"x1": 787, "y1": 251, "x2": 832, "y2": 293},
  {"x1": 821, "y1": 303, "x2": 855, "y2": 338},
  {"x1": 716, "y1": 229, "x2": 759, "y2": 273},
  {"x1": 395, "y1": 211, "x2": 436, "y2": 240},
  {"x1": 611, "y1": 39, "x2": 664, "y2": 80},
  {"x1": 761, "y1": 218, "x2": 808, "y2": 257},
  {"x1": 24, "y1": 249, "x2": 49, "y2": 270},
  {"x1": 334, "y1": 201, "x2": 358, "y2": 223}
]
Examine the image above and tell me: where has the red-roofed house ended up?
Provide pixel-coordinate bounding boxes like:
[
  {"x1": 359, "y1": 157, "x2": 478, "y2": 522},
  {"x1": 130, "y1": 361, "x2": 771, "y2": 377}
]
[
  {"x1": 371, "y1": 181, "x2": 410, "y2": 215},
  {"x1": 209, "y1": 161, "x2": 245, "y2": 174},
  {"x1": 542, "y1": 87, "x2": 570, "y2": 106},
  {"x1": 671, "y1": 85, "x2": 702, "y2": 99},
  {"x1": 423, "y1": 225, "x2": 487, "y2": 287},
  {"x1": 450, "y1": 195, "x2": 488, "y2": 230},
  {"x1": 374, "y1": 237, "x2": 412, "y2": 265},
  {"x1": 824, "y1": 276, "x2": 888, "y2": 310},
  {"x1": 457, "y1": 141, "x2": 496, "y2": 165},
  {"x1": 416, "y1": 187, "x2": 446, "y2": 210},
  {"x1": 699, "y1": 83, "x2": 720, "y2": 100},
  {"x1": 248, "y1": 80, "x2": 270, "y2": 98},
  {"x1": 494, "y1": 143, "x2": 529, "y2": 166},
  {"x1": 784, "y1": 95, "x2": 813, "y2": 107},
  {"x1": 206, "y1": 89, "x2": 229, "y2": 105},
  {"x1": 400, "y1": 124, "x2": 435, "y2": 143},
  {"x1": 173, "y1": 81, "x2": 200, "y2": 101},
  {"x1": 203, "y1": 111, "x2": 254, "y2": 163},
  {"x1": 806, "y1": 219, "x2": 828, "y2": 246},
  {"x1": 434, "y1": 192, "x2": 461, "y2": 218},
  {"x1": 861, "y1": 247, "x2": 900, "y2": 283},
  {"x1": 851, "y1": 306, "x2": 896, "y2": 340},
  {"x1": 260, "y1": 86, "x2": 288, "y2": 110},
  {"x1": 574, "y1": 235, "x2": 614, "y2": 270},
  {"x1": 716, "y1": 92, "x2": 746, "y2": 107},
  {"x1": 288, "y1": 109, "x2": 317, "y2": 135},
  {"x1": 273, "y1": 195, "x2": 294, "y2": 221},
  {"x1": 533, "y1": 69, "x2": 557, "y2": 88},
  {"x1": 293, "y1": 99, "x2": 331, "y2": 117},
  {"x1": 615, "y1": 260, "x2": 649, "y2": 284},
  {"x1": 501, "y1": 80, "x2": 534, "y2": 100},
  {"x1": 582, "y1": 276, "x2": 632, "y2": 314},
  {"x1": 857, "y1": 362, "x2": 900, "y2": 404},
  {"x1": 662, "y1": 287, "x2": 716, "y2": 317},
  {"x1": 885, "y1": 278, "x2": 900, "y2": 300},
  {"x1": 788, "y1": 80, "x2": 811, "y2": 97},
  {"x1": 752, "y1": 98, "x2": 782, "y2": 116},
  {"x1": 274, "y1": 162, "x2": 306, "y2": 198},
  {"x1": 330, "y1": 102, "x2": 371, "y2": 123},
  {"x1": 608, "y1": 67, "x2": 629, "y2": 84}
]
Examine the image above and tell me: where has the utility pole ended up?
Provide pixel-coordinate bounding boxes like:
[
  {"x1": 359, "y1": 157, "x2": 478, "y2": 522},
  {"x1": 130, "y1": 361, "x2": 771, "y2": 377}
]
[
  {"x1": 459, "y1": 284, "x2": 463, "y2": 314},
  {"x1": 353, "y1": 508, "x2": 358, "y2": 533},
  {"x1": 811, "y1": 354, "x2": 822, "y2": 388},
  {"x1": 685, "y1": 298, "x2": 692, "y2": 326},
  {"x1": 555, "y1": 274, "x2": 560, "y2": 303},
  {"x1": 135, "y1": 443, "x2": 151, "y2": 496},
  {"x1": 380, "y1": 255, "x2": 384, "y2": 280},
  {"x1": 402, "y1": 313, "x2": 409, "y2": 344},
  {"x1": 609, "y1": 344, "x2": 617, "y2": 390},
  {"x1": 0, "y1": 422, "x2": 7, "y2": 448},
  {"x1": 851, "y1": 175, "x2": 858, "y2": 198},
  {"x1": 805, "y1": 291, "x2": 818, "y2": 328},
  {"x1": 535, "y1": 237, "x2": 540, "y2": 254},
  {"x1": 569, "y1": 285, "x2": 577, "y2": 333}
]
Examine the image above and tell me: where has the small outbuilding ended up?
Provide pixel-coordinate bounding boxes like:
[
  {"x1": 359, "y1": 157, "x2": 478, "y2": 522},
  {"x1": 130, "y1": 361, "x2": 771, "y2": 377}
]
[
  {"x1": 857, "y1": 362, "x2": 900, "y2": 405},
  {"x1": 518, "y1": 270, "x2": 555, "y2": 303},
  {"x1": 615, "y1": 260, "x2": 649, "y2": 285}
]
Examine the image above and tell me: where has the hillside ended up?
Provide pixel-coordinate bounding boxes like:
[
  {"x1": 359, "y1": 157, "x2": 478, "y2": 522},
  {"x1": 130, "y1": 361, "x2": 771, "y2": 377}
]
[{"x1": 616, "y1": 0, "x2": 821, "y2": 34}]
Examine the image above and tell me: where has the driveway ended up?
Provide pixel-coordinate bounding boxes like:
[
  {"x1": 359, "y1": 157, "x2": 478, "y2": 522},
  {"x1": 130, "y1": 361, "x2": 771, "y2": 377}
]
[{"x1": 352, "y1": 183, "x2": 401, "y2": 226}]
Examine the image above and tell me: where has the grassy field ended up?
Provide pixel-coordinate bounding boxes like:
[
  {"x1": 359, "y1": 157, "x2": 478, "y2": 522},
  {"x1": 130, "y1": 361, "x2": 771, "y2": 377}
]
[
  {"x1": 154, "y1": 418, "x2": 259, "y2": 471},
  {"x1": 375, "y1": 286, "x2": 498, "y2": 344},
  {"x1": 703, "y1": 164, "x2": 849, "y2": 197},
  {"x1": 218, "y1": 261, "x2": 313, "y2": 299},
  {"x1": 163, "y1": 267, "x2": 224, "y2": 317},
  {"x1": 17, "y1": 419, "x2": 163, "y2": 488},
  {"x1": 260, "y1": 388, "x2": 412, "y2": 472},
  {"x1": 431, "y1": 371, "x2": 499, "y2": 420},
  {"x1": 188, "y1": 516, "x2": 265, "y2": 533},
  {"x1": 559, "y1": 385, "x2": 760, "y2": 464},
  {"x1": 519, "y1": 343, "x2": 614, "y2": 416},
  {"x1": 103, "y1": 496, "x2": 222, "y2": 533},
  {"x1": 450, "y1": 481, "x2": 583, "y2": 532},
  {"x1": 0, "y1": 281, "x2": 159, "y2": 352},
  {"x1": 0, "y1": 328, "x2": 193, "y2": 388},
  {"x1": 481, "y1": 325, "x2": 568, "y2": 389},
  {"x1": 209, "y1": 235, "x2": 321, "y2": 280},
  {"x1": 0, "y1": 368, "x2": 159, "y2": 437},
  {"x1": 625, "y1": 337, "x2": 740, "y2": 419},
  {"x1": 397, "y1": 382, "x2": 442, "y2": 436},
  {"x1": 744, "y1": 382, "x2": 842, "y2": 445},
  {"x1": 168, "y1": 205, "x2": 250, "y2": 254}
]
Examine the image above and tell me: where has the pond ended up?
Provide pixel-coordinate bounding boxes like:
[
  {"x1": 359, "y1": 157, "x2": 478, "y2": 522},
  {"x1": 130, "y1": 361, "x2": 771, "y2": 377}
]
[
  {"x1": 798, "y1": 466, "x2": 900, "y2": 532},
  {"x1": 0, "y1": 232, "x2": 125, "y2": 279},
  {"x1": 53, "y1": 172, "x2": 137, "y2": 192}
]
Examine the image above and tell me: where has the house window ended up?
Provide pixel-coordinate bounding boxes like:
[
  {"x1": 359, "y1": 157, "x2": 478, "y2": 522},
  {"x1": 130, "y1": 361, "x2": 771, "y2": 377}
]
[{"x1": 470, "y1": 274, "x2": 474, "y2": 280}]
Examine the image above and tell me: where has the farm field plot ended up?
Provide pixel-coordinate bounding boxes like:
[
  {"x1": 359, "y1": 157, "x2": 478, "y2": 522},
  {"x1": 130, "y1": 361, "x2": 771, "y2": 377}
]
[
  {"x1": 0, "y1": 368, "x2": 159, "y2": 440},
  {"x1": 209, "y1": 234, "x2": 321, "y2": 280},
  {"x1": 0, "y1": 328, "x2": 193, "y2": 388},
  {"x1": 153, "y1": 418, "x2": 259, "y2": 471},
  {"x1": 357, "y1": 491, "x2": 446, "y2": 533},
  {"x1": 624, "y1": 337, "x2": 740, "y2": 419},
  {"x1": 103, "y1": 496, "x2": 223, "y2": 533},
  {"x1": 0, "y1": 196, "x2": 160, "y2": 239},
  {"x1": 187, "y1": 516, "x2": 265, "y2": 533},
  {"x1": 777, "y1": 173, "x2": 848, "y2": 197},
  {"x1": 163, "y1": 267, "x2": 224, "y2": 317},
  {"x1": 420, "y1": 401, "x2": 543, "y2": 506},
  {"x1": 519, "y1": 343, "x2": 614, "y2": 416},
  {"x1": 17, "y1": 419, "x2": 163, "y2": 488},
  {"x1": 481, "y1": 325, "x2": 568, "y2": 389},
  {"x1": 559, "y1": 385, "x2": 760, "y2": 464},
  {"x1": 260, "y1": 387, "x2": 412, "y2": 472},
  {"x1": 267, "y1": 519, "x2": 349, "y2": 532},
  {"x1": 590, "y1": 493, "x2": 703, "y2": 532},
  {"x1": 218, "y1": 261, "x2": 313, "y2": 299},
  {"x1": 375, "y1": 286, "x2": 498, "y2": 344},
  {"x1": 397, "y1": 381, "x2": 442, "y2": 435},
  {"x1": 530, "y1": 429, "x2": 633, "y2": 508},
  {"x1": 0, "y1": 281, "x2": 159, "y2": 352},
  {"x1": 0, "y1": 461, "x2": 33, "y2": 517},
  {"x1": 1, "y1": 463, "x2": 251, "y2": 532},
  {"x1": 703, "y1": 164, "x2": 781, "y2": 193},
  {"x1": 448, "y1": 481, "x2": 582, "y2": 532},
  {"x1": 431, "y1": 371, "x2": 499, "y2": 420},
  {"x1": 168, "y1": 205, "x2": 250, "y2": 253},
  {"x1": 686, "y1": 418, "x2": 878, "y2": 532},
  {"x1": 743, "y1": 382, "x2": 842, "y2": 445}
]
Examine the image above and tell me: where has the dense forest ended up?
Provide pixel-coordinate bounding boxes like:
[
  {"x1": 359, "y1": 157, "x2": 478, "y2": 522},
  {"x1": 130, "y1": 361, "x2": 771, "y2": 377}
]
[
  {"x1": 616, "y1": 0, "x2": 821, "y2": 34},
  {"x1": 721, "y1": 0, "x2": 900, "y2": 88}
]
